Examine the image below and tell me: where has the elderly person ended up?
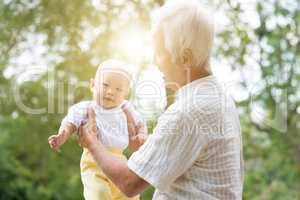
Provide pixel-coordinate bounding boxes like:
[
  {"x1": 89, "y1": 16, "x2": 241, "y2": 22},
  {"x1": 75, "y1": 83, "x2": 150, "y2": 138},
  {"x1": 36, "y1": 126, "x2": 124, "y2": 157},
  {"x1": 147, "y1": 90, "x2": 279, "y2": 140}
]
[{"x1": 78, "y1": 1, "x2": 243, "y2": 200}]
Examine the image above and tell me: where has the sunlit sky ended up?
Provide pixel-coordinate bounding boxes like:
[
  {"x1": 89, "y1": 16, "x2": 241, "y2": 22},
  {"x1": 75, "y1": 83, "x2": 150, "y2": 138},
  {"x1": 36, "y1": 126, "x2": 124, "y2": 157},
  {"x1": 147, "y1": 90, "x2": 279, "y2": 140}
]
[
  {"x1": 4, "y1": 0, "x2": 296, "y2": 122},
  {"x1": 3, "y1": 0, "x2": 259, "y2": 119}
]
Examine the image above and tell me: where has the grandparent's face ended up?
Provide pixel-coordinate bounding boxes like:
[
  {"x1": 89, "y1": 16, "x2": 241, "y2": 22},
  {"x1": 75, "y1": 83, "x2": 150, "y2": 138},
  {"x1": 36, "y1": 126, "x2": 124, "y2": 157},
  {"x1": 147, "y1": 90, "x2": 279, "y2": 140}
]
[{"x1": 152, "y1": 30, "x2": 184, "y2": 91}]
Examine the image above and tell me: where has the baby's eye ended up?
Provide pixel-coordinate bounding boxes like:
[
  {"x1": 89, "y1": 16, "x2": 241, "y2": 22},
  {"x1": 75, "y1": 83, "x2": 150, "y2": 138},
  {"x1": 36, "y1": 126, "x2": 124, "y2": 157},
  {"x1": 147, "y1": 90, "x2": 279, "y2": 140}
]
[
  {"x1": 103, "y1": 83, "x2": 109, "y2": 87},
  {"x1": 116, "y1": 88, "x2": 122, "y2": 92}
]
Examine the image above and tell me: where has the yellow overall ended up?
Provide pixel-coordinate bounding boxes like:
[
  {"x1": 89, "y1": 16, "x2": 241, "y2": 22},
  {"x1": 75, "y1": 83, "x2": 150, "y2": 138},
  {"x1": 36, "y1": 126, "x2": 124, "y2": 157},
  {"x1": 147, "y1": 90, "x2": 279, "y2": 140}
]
[{"x1": 80, "y1": 148, "x2": 139, "y2": 200}]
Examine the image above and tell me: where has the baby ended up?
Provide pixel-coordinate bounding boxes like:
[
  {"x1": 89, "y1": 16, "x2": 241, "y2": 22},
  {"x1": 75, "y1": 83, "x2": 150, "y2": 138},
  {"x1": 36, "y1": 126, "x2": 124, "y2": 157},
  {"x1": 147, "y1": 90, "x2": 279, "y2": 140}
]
[{"x1": 48, "y1": 60, "x2": 146, "y2": 200}]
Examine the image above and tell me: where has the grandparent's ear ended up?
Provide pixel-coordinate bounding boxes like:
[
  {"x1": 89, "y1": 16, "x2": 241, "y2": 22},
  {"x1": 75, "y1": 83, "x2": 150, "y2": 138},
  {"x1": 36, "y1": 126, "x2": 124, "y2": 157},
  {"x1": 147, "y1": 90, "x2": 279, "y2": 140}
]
[{"x1": 180, "y1": 48, "x2": 193, "y2": 68}]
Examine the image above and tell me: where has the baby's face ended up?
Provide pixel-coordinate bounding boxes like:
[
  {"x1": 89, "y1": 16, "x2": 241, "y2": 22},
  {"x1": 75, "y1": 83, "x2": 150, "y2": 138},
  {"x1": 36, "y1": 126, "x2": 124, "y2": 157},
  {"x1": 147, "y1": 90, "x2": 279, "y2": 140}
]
[{"x1": 92, "y1": 71, "x2": 130, "y2": 109}]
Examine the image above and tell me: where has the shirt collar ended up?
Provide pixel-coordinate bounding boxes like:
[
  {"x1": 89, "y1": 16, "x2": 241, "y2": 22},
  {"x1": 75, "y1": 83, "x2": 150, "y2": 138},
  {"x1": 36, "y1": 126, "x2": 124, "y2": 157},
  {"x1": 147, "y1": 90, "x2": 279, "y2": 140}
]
[
  {"x1": 92, "y1": 100, "x2": 127, "y2": 113},
  {"x1": 175, "y1": 75, "x2": 216, "y2": 101}
]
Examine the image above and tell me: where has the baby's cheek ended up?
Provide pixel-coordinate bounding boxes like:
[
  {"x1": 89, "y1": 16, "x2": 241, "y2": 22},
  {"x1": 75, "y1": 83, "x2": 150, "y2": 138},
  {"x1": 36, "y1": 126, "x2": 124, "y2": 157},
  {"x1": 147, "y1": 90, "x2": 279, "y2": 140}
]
[{"x1": 116, "y1": 96, "x2": 124, "y2": 105}]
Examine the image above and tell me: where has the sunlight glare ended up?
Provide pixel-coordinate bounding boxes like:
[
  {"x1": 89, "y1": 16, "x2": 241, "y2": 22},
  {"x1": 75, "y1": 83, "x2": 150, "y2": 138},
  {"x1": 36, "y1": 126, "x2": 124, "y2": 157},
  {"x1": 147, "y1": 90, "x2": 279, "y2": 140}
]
[{"x1": 111, "y1": 26, "x2": 153, "y2": 68}]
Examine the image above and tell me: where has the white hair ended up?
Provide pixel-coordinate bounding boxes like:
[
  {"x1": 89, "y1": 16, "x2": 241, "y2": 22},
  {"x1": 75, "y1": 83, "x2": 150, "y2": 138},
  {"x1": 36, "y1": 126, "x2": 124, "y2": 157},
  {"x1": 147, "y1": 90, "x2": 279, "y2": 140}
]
[
  {"x1": 152, "y1": 0, "x2": 215, "y2": 67},
  {"x1": 95, "y1": 59, "x2": 133, "y2": 87}
]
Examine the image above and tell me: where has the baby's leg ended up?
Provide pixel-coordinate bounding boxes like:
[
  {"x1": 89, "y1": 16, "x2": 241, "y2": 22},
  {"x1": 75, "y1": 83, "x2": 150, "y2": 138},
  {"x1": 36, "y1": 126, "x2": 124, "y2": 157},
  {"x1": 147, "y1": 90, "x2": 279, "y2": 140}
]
[
  {"x1": 81, "y1": 149, "x2": 112, "y2": 200},
  {"x1": 81, "y1": 168, "x2": 112, "y2": 200}
]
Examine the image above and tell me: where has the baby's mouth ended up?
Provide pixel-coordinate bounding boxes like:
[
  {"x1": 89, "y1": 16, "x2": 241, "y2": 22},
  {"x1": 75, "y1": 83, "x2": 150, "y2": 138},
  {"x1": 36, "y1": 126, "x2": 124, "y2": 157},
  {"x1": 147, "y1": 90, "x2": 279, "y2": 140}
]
[{"x1": 103, "y1": 97, "x2": 114, "y2": 102}]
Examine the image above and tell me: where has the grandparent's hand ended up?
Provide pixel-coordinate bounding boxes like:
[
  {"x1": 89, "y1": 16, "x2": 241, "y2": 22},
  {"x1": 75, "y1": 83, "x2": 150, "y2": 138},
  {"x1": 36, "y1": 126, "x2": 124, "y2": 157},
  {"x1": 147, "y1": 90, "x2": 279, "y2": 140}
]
[{"x1": 77, "y1": 105, "x2": 100, "y2": 149}]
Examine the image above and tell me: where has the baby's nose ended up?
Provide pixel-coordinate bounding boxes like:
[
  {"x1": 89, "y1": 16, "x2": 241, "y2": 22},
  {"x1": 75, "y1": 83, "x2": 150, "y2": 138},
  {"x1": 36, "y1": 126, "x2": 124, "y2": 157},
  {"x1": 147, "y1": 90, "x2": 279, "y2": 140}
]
[{"x1": 106, "y1": 88, "x2": 114, "y2": 95}]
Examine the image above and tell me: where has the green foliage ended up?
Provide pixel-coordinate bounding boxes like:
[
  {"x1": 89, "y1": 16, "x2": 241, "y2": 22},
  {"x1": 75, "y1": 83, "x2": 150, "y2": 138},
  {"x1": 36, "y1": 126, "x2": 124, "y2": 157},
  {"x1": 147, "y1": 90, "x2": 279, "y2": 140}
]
[{"x1": 216, "y1": 0, "x2": 300, "y2": 199}]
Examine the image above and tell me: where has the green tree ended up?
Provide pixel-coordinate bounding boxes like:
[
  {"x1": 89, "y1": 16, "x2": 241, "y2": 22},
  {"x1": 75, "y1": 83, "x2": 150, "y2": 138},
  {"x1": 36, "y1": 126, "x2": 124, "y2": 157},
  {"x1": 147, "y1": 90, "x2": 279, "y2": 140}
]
[
  {"x1": 215, "y1": 0, "x2": 300, "y2": 199},
  {"x1": 0, "y1": 0, "x2": 159, "y2": 199}
]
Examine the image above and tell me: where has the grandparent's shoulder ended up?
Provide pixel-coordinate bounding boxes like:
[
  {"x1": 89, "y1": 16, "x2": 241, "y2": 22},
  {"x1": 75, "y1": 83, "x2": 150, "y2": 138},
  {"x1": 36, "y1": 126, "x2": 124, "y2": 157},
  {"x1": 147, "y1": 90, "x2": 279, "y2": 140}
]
[
  {"x1": 172, "y1": 96, "x2": 225, "y2": 127},
  {"x1": 179, "y1": 94, "x2": 221, "y2": 111}
]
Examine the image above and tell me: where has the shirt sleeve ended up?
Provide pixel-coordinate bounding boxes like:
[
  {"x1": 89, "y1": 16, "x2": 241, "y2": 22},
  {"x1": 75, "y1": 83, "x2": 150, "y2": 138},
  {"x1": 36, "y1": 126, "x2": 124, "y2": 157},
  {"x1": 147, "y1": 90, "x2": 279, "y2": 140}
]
[
  {"x1": 61, "y1": 101, "x2": 90, "y2": 129},
  {"x1": 127, "y1": 105, "x2": 208, "y2": 191}
]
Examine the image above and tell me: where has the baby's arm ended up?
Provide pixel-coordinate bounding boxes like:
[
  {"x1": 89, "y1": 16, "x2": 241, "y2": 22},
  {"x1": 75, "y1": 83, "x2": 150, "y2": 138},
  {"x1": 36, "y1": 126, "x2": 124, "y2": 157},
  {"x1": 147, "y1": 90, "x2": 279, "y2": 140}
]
[
  {"x1": 49, "y1": 101, "x2": 90, "y2": 152},
  {"x1": 130, "y1": 122, "x2": 148, "y2": 149},
  {"x1": 122, "y1": 105, "x2": 148, "y2": 152},
  {"x1": 48, "y1": 122, "x2": 77, "y2": 152}
]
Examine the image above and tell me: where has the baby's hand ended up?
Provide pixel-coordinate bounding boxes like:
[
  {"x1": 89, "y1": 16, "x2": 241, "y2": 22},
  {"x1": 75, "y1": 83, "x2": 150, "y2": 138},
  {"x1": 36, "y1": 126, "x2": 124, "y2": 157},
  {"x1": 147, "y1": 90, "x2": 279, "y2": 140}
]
[
  {"x1": 48, "y1": 134, "x2": 64, "y2": 152},
  {"x1": 136, "y1": 122, "x2": 148, "y2": 145}
]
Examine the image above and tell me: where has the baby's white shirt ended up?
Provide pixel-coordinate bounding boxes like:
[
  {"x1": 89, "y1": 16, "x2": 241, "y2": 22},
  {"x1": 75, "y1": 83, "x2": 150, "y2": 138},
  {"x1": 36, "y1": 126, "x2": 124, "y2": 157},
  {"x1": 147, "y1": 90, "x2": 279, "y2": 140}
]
[{"x1": 62, "y1": 100, "x2": 142, "y2": 149}]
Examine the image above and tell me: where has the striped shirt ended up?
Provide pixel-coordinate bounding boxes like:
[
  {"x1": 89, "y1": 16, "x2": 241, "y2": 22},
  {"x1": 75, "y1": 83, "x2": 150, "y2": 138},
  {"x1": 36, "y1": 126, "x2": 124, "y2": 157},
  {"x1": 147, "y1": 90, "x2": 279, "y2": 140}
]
[{"x1": 128, "y1": 75, "x2": 243, "y2": 200}]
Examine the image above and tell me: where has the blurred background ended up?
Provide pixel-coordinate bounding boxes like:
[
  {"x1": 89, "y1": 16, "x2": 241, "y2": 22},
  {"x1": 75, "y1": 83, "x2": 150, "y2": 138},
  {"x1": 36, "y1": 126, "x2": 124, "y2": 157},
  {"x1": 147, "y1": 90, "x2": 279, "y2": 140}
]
[{"x1": 0, "y1": 0, "x2": 299, "y2": 199}]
